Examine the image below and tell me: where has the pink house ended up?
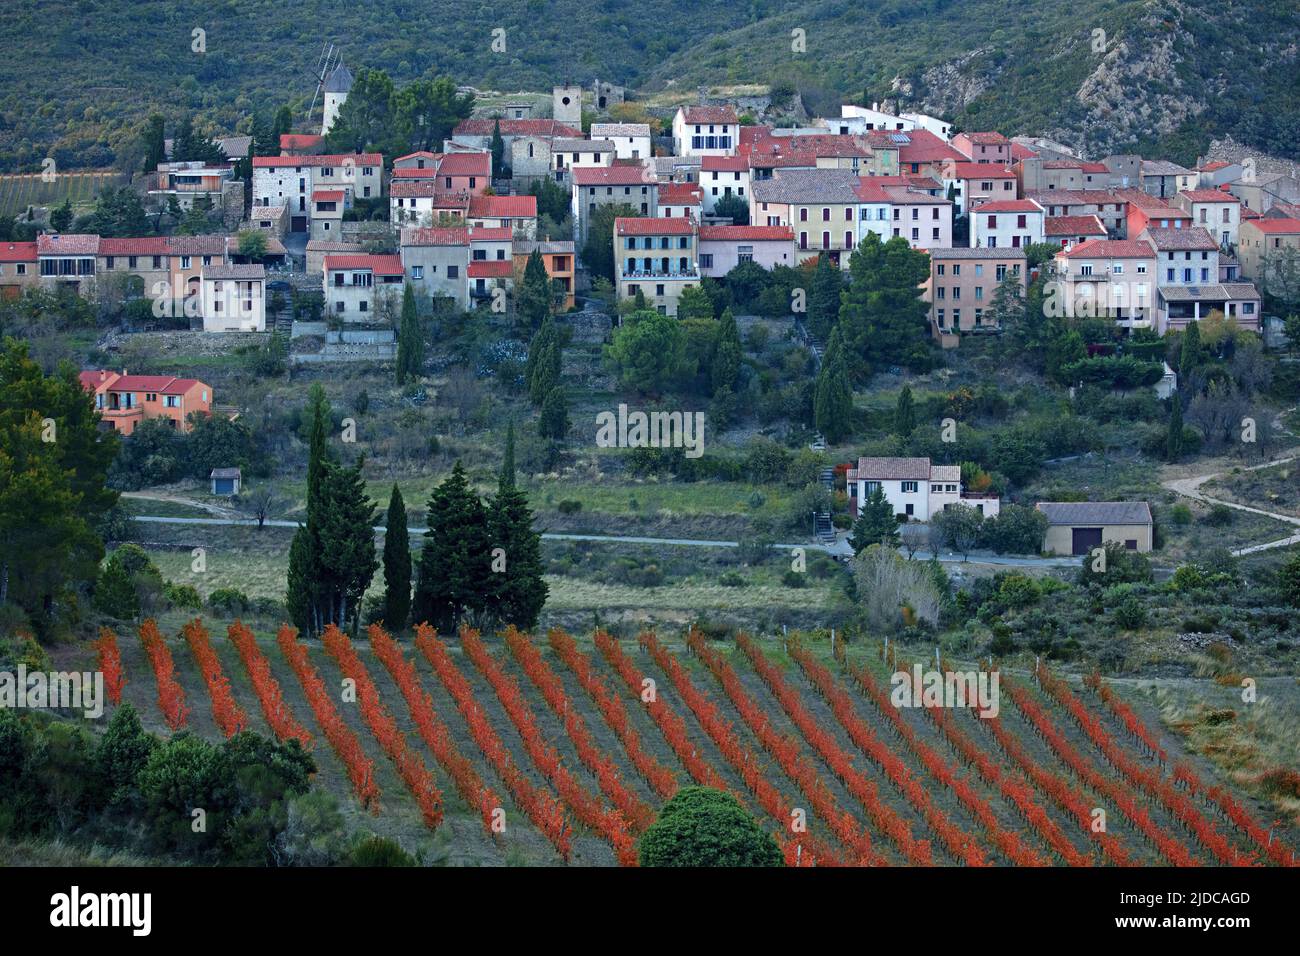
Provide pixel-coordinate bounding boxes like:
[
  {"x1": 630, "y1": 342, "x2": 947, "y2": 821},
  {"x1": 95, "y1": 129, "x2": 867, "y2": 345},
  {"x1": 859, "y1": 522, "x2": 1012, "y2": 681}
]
[
  {"x1": 952, "y1": 131, "x2": 1011, "y2": 166},
  {"x1": 435, "y1": 152, "x2": 491, "y2": 196},
  {"x1": 698, "y1": 224, "x2": 796, "y2": 277}
]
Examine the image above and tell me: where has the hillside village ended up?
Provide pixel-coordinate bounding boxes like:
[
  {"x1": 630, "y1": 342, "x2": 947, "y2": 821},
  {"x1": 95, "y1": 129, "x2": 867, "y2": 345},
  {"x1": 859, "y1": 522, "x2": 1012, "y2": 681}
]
[{"x1": 3, "y1": 55, "x2": 1300, "y2": 880}]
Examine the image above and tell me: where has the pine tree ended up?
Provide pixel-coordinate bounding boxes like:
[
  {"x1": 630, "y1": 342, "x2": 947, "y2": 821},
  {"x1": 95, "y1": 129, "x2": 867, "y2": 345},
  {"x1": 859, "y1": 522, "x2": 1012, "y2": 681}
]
[
  {"x1": 894, "y1": 385, "x2": 916, "y2": 437},
  {"x1": 1166, "y1": 397, "x2": 1184, "y2": 461},
  {"x1": 712, "y1": 307, "x2": 742, "y2": 396},
  {"x1": 837, "y1": 232, "x2": 931, "y2": 377},
  {"x1": 499, "y1": 421, "x2": 516, "y2": 493},
  {"x1": 93, "y1": 555, "x2": 138, "y2": 620},
  {"x1": 382, "y1": 485, "x2": 411, "y2": 632},
  {"x1": 538, "y1": 386, "x2": 569, "y2": 440},
  {"x1": 413, "y1": 463, "x2": 493, "y2": 632},
  {"x1": 813, "y1": 326, "x2": 853, "y2": 443},
  {"x1": 850, "y1": 486, "x2": 900, "y2": 553}
]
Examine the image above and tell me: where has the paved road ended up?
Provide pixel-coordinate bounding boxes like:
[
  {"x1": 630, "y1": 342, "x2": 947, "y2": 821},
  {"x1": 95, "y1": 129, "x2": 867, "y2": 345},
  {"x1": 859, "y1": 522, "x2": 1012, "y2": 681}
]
[{"x1": 1161, "y1": 453, "x2": 1300, "y2": 556}]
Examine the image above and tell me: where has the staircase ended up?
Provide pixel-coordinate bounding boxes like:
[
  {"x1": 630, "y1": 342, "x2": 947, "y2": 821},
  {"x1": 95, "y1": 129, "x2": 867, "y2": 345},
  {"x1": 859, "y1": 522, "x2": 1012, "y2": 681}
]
[
  {"x1": 818, "y1": 466, "x2": 835, "y2": 489},
  {"x1": 810, "y1": 432, "x2": 827, "y2": 452},
  {"x1": 813, "y1": 511, "x2": 836, "y2": 544}
]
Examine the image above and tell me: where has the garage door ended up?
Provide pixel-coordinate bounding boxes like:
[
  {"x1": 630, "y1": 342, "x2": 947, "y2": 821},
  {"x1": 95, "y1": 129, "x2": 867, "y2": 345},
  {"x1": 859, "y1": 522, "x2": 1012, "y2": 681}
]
[
  {"x1": 1071, "y1": 527, "x2": 1103, "y2": 556},
  {"x1": 291, "y1": 216, "x2": 308, "y2": 232}
]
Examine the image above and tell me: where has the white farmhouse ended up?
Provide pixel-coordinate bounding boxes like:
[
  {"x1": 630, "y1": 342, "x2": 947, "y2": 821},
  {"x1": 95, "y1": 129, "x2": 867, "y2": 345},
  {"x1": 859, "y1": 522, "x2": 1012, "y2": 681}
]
[{"x1": 847, "y1": 457, "x2": 1000, "y2": 523}]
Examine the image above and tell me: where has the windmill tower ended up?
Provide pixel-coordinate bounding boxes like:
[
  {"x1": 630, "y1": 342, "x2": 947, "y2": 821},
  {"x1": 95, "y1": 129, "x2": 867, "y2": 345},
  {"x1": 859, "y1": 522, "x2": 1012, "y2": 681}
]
[{"x1": 321, "y1": 61, "x2": 353, "y2": 136}]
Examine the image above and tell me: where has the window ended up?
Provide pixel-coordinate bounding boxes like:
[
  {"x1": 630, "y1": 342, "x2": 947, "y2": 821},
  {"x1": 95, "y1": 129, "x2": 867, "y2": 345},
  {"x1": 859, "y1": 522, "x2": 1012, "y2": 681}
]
[
  {"x1": 411, "y1": 266, "x2": 424, "y2": 280},
  {"x1": 901, "y1": 481, "x2": 918, "y2": 493},
  {"x1": 974, "y1": 264, "x2": 983, "y2": 277},
  {"x1": 936, "y1": 309, "x2": 945, "y2": 327},
  {"x1": 447, "y1": 265, "x2": 458, "y2": 278},
  {"x1": 700, "y1": 253, "x2": 713, "y2": 269},
  {"x1": 800, "y1": 208, "x2": 808, "y2": 222},
  {"x1": 863, "y1": 481, "x2": 880, "y2": 494},
  {"x1": 936, "y1": 264, "x2": 945, "y2": 276},
  {"x1": 1124, "y1": 539, "x2": 1137, "y2": 551},
  {"x1": 995, "y1": 264, "x2": 1006, "y2": 281}
]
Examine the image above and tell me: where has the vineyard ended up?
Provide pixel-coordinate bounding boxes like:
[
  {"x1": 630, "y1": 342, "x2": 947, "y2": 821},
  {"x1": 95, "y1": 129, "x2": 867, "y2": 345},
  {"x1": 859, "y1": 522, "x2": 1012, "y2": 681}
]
[
  {"x1": 95, "y1": 619, "x2": 1299, "y2": 867},
  {"x1": 0, "y1": 170, "x2": 123, "y2": 217}
]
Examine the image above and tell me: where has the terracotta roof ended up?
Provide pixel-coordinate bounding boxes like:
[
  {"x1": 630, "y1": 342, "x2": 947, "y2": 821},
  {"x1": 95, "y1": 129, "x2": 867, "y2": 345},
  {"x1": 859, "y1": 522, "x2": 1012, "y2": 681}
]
[
  {"x1": 0, "y1": 241, "x2": 36, "y2": 262},
  {"x1": 616, "y1": 216, "x2": 694, "y2": 236},
  {"x1": 896, "y1": 129, "x2": 967, "y2": 165},
  {"x1": 1080, "y1": 162, "x2": 1109, "y2": 174},
  {"x1": 1142, "y1": 226, "x2": 1218, "y2": 251},
  {"x1": 1045, "y1": 215, "x2": 1107, "y2": 236},
  {"x1": 1058, "y1": 239, "x2": 1154, "y2": 259},
  {"x1": 681, "y1": 105, "x2": 738, "y2": 125},
  {"x1": 973, "y1": 199, "x2": 1042, "y2": 214},
  {"x1": 949, "y1": 163, "x2": 1016, "y2": 179},
  {"x1": 467, "y1": 260, "x2": 514, "y2": 278},
  {"x1": 1245, "y1": 218, "x2": 1300, "y2": 234},
  {"x1": 1010, "y1": 143, "x2": 1039, "y2": 161},
  {"x1": 390, "y1": 180, "x2": 445, "y2": 198},
  {"x1": 854, "y1": 179, "x2": 893, "y2": 203},
  {"x1": 961, "y1": 131, "x2": 1009, "y2": 146},
  {"x1": 79, "y1": 371, "x2": 203, "y2": 395},
  {"x1": 252, "y1": 153, "x2": 382, "y2": 168},
  {"x1": 393, "y1": 150, "x2": 441, "y2": 163},
  {"x1": 699, "y1": 225, "x2": 793, "y2": 241},
  {"x1": 657, "y1": 182, "x2": 703, "y2": 204},
  {"x1": 313, "y1": 190, "x2": 345, "y2": 203},
  {"x1": 572, "y1": 165, "x2": 653, "y2": 186},
  {"x1": 323, "y1": 254, "x2": 405, "y2": 275},
  {"x1": 401, "y1": 227, "x2": 470, "y2": 246},
  {"x1": 469, "y1": 226, "x2": 512, "y2": 242},
  {"x1": 453, "y1": 118, "x2": 580, "y2": 138},
  {"x1": 99, "y1": 237, "x2": 171, "y2": 256},
  {"x1": 38, "y1": 233, "x2": 100, "y2": 255},
  {"x1": 1199, "y1": 160, "x2": 1232, "y2": 172},
  {"x1": 1178, "y1": 189, "x2": 1238, "y2": 203},
  {"x1": 279, "y1": 134, "x2": 323, "y2": 151},
  {"x1": 1036, "y1": 501, "x2": 1151, "y2": 526},
  {"x1": 468, "y1": 194, "x2": 537, "y2": 218},
  {"x1": 436, "y1": 152, "x2": 491, "y2": 176},
  {"x1": 701, "y1": 154, "x2": 749, "y2": 172}
]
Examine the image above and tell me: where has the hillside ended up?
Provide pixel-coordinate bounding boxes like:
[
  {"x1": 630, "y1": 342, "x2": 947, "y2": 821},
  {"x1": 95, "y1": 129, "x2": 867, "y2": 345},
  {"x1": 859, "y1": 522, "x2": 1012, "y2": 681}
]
[{"x1": 2, "y1": 0, "x2": 1299, "y2": 172}]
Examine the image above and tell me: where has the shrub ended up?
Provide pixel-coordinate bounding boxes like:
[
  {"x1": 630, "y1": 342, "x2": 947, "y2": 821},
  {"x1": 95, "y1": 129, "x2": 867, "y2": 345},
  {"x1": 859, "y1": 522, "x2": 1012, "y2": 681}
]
[
  {"x1": 639, "y1": 786, "x2": 782, "y2": 867},
  {"x1": 556, "y1": 499, "x2": 583, "y2": 514},
  {"x1": 208, "y1": 587, "x2": 251, "y2": 615},
  {"x1": 165, "y1": 582, "x2": 203, "y2": 610},
  {"x1": 1203, "y1": 503, "x2": 1235, "y2": 526},
  {"x1": 1168, "y1": 503, "x2": 1193, "y2": 526},
  {"x1": 1112, "y1": 597, "x2": 1147, "y2": 630},
  {"x1": 719, "y1": 572, "x2": 747, "y2": 588},
  {"x1": 781, "y1": 570, "x2": 808, "y2": 588}
]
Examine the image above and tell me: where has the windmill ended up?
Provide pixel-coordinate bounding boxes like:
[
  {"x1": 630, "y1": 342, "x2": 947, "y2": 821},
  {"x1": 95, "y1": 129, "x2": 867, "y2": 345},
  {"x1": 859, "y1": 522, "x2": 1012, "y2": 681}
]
[{"x1": 307, "y1": 42, "x2": 338, "y2": 124}]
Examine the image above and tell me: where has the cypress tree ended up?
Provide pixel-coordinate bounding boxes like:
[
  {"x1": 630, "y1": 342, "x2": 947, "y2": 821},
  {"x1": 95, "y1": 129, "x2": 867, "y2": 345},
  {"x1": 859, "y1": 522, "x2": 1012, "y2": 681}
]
[
  {"x1": 850, "y1": 486, "x2": 900, "y2": 553},
  {"x1": 1180, "y1": 320, "x2": 1202, "y2": 376},
  {"x1": 413, "y1": 463, "x2": 492, "y2": 632},
  {"x1": 382, "y1": 485, "x2": 411, "y2": 632},
  {"x1": 894, "y1": 385, "x2": 916, "y2": 437},
  {"x1": 315, "y1": 457, "x2": 377, "y2": 632},
  {"x1": 517, "y1": 250, "x2": 552, "y2": 333},
  {"x1": 285, "y1": 526, "x2": 313, "y2": 635},
  {"x1": 538, "y1": 386, "x2": 569, "y2": 440},
  {"x1": 712, "y1": 307, "x2": 742, "y2": 396},
  {"x1": 1166, "y1": 397, "x2": 1184, "y2": 461},
  {"x1": 499, "y1": 422, "x2": 516, "y2": 493},
  {"x1": 529, "y1": 338, "x2": 561, "y2": 406},
  {"x1": 490, "y1": 118, "x2": 504, "y2": 175},
  {"x1": 286, "y1": 384, "x2": 332, "y2": 635},
  {"x1": 813, "y1": 326, "x2": 853, "y2": 443},
  {"x1": 395, "y1": 283, "x2": 423, "y2": 385}
]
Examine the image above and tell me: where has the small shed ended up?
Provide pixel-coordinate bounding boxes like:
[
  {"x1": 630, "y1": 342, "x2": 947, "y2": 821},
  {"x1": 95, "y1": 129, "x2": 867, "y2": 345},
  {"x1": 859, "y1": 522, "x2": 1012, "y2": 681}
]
[
  {"x1": 210, "y1": 467, "x2": 242, "y2": 496},
  {"x1": 1035, "y1": 501, "x2": 1153, "y2": 556}
]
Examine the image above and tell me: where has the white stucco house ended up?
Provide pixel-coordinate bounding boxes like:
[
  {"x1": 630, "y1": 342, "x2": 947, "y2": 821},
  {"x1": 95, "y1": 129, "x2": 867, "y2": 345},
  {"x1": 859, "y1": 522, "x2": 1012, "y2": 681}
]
[{"x1": 847, "y1": 457, "x2": 1000, "y2": 522}]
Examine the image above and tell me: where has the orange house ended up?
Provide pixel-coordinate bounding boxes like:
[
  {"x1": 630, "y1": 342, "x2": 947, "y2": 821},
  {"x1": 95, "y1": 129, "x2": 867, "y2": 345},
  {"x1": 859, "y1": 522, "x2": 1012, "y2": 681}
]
[
  {"x1": 79, "y1": 369, "x2": 212, "y2": 435},
  {"x1": 513, "y1": 238, "x2": 575, "y2": 310}
]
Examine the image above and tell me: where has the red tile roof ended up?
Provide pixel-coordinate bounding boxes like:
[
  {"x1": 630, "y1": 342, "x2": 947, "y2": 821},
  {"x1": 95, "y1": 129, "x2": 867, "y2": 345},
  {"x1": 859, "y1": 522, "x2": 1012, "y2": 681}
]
[
  {"x1": 1044, "y1": 215, "x2": 1107, "y2": 236},
  {"x1": 453, "y1": 119, "x2": 580, "y2": 138},
  {"x1": 1178, "y1": 189, "x2": 1239, "y2": 203},
  {"x1": 468, "y1": 194, "x2": 537, "y2": 218},
  {"x1": 615, "y1": 216, "x2": 694, "y2": 236},
  {"x1": 657, "y1": 182, "x2": 703, "y2": 204},
  {"x1": 896, "y1": 129, "x2": 967, "y2": 165},
  {"x1": 37, "y1": 233, "x2": 100, "y2": 255},
  {"x1": 394, "y1": 150, "x2": 441, "y2": 163},
  {"x1": 1010, "y1": 143, "x2": 1039, "y2": 161},
  {"x1": 323, "y1": 254, "x2": 404, "y2": 275},
  {"x1": 973, "y1": 199, "x2": 1042, "y2": 213},
  {"x1": 949, "y1": 162, "x2": 1016, "y2": 179},
  {"x1": 681, "y1": 105, "x2": 738, "y2": 125},
  {"x1": 1080, "y1": 162, "x2": 1109, "y2": 174},
  {"x1": 1246, "y1": 218, "x2": 1300, "y2": 234},
  {"x1": 699, "y1": 225, "x2": 793, "y2": 241},
  {"x1": 0, "y1": 241, "x2": 38, "y2": 261},
  {"x1": 961, "y1": 131, "x2": 1009, "y2": 145},
  {"x1": 1199, "y1": 160, "x2": 1232, "y2": 172},
  {"x1": 252, "y1": 153, "x2": 382, "y2": 168},
  {"x1": 573, "y1": 165, "x2": 653, "y2": 186},
  {"x1": 1058, "y1": 239, "x2": 1155, "y2": 259},
  {"x1": 390, "y1": 180, "x2": 444, "y2": 198},
  {"x1": 467, "y1": 260, "x2": 514, "y2": 278},
  {"x1": 99, "y1": 237, "x2": 171, "y2": 256},
  {"x1": 279, "y1": 134, "x2": 323, "y2": 151},
  {"x1": 437, "y1": 152, "x2": 491, "y2": 176},
  {"x1": 701, "y1": 154, "x2": 749, "y2": 172},
  {"x1": 79, "y1": 370, "x2": 204, "y2": 394},
  {"x1": 313, "y1": 190, "x2": 345, "y2": 203}
]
